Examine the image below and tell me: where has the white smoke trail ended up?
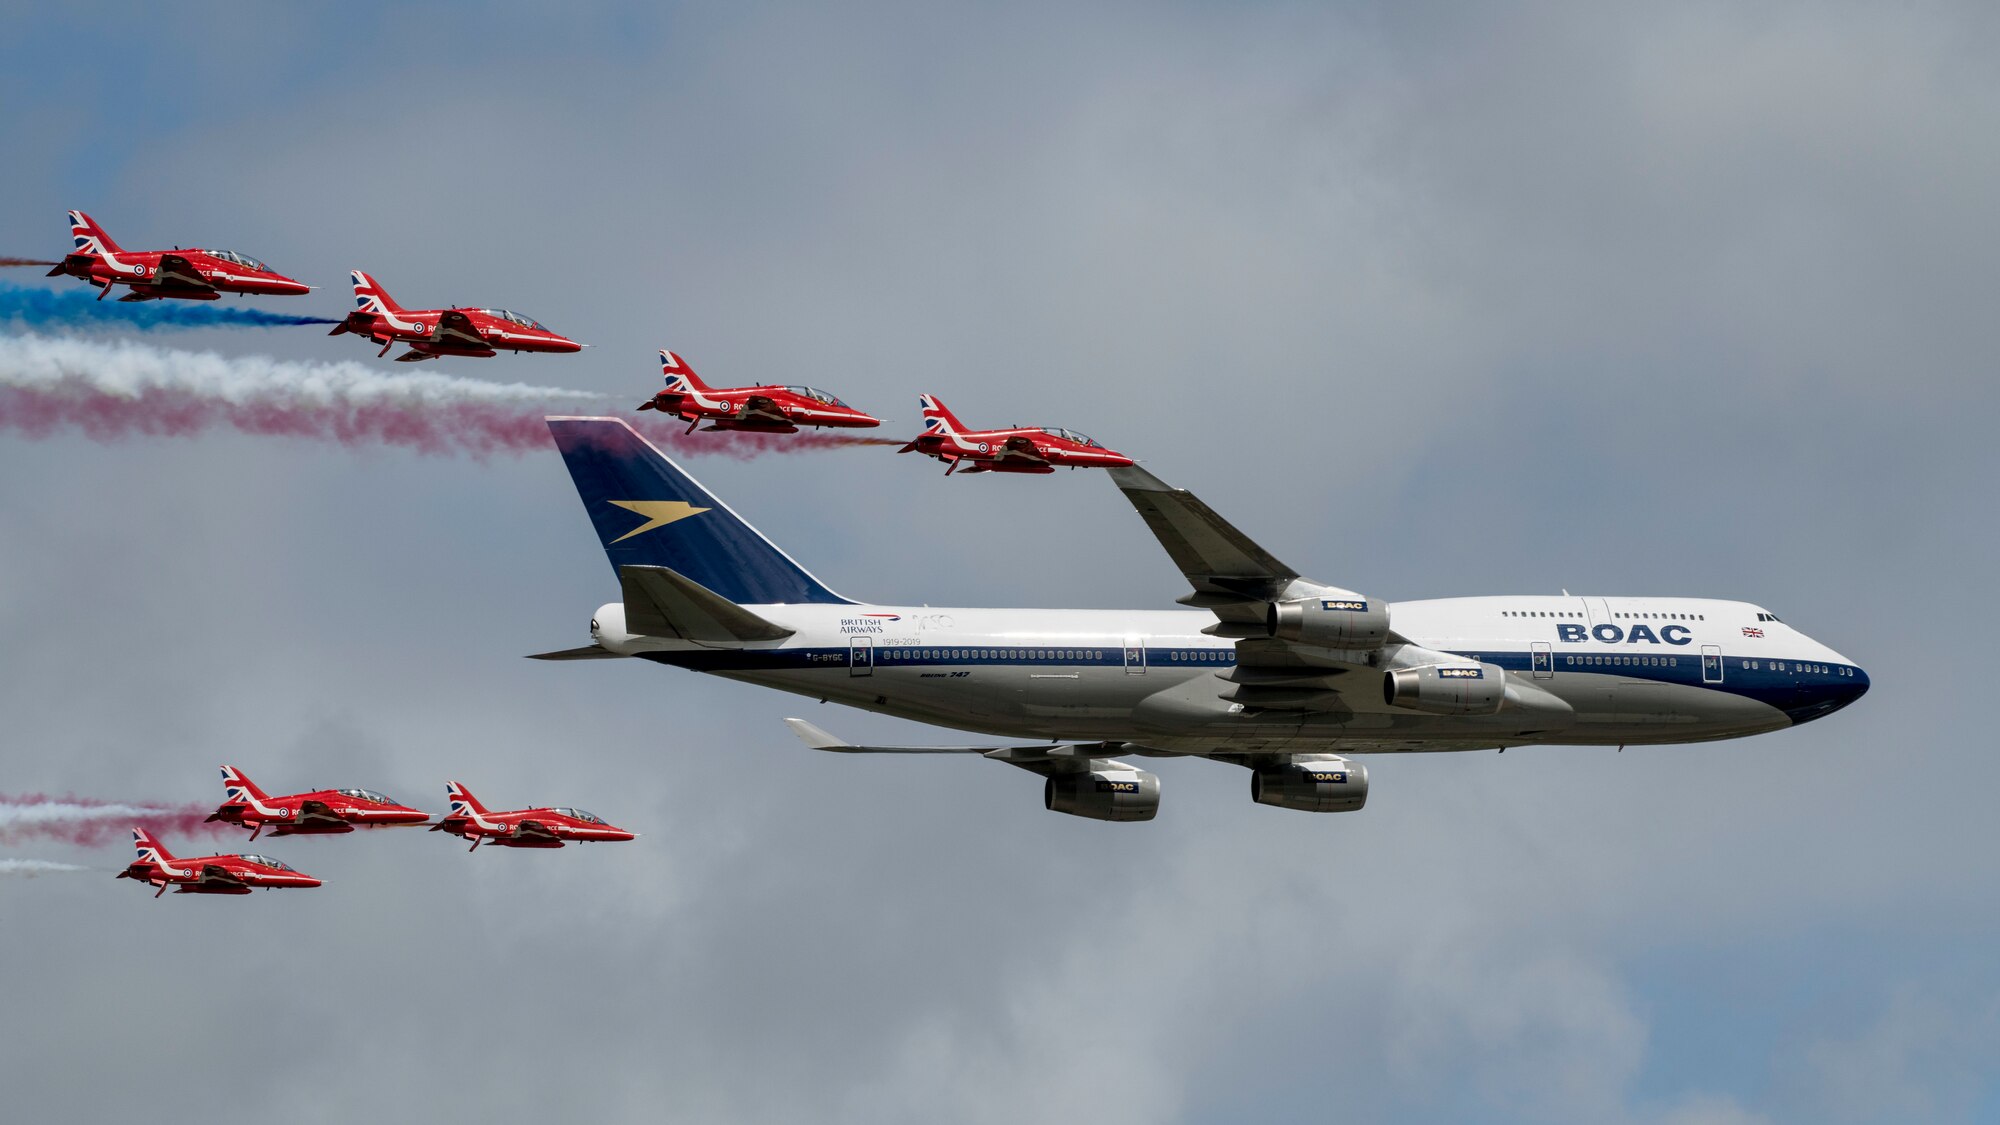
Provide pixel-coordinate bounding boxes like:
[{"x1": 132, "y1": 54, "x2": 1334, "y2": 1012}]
[
  {"x1": 0, "y1": 859, "x2": 97, "y2": 878},
  {"x1": 0, "y1": 795, "x2": 228, "y2": 845},
  {"x1": 0, "y1": 333, "x2": 597, "y2": 406},
  {"x1": 0, "y1": 334, "x2": 895, "y2": 457}
]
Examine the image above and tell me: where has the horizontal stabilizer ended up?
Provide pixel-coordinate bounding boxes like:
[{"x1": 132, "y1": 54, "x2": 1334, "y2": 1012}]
[
  {"x1": 525, "y1": 644, "x2": 627, "y2": 661},
  {"x1": 621, "y1": 565, "x2": 794, "y2": 643}
]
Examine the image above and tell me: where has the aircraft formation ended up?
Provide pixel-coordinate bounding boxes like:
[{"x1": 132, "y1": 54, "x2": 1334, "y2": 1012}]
[
  {"x1": 18, "y1": 207, "x2": 1871, "y2": 839},
  {"x1": 115, "y1": 769, "x2": 632, "y2": 899},
  {"x1": 39, "y1": 211, "x2": 1134, "y2": 471}
]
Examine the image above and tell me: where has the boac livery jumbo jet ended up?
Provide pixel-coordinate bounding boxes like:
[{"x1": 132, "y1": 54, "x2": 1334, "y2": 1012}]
[
  {"x1": 48, "y1": 210, "x2": 312, "y2": 302},
  {"x1": 899, "y1": 395, "x2": 1134, "y2": 474},
  {"x1": 116, "y1": 828, "x2": 322, "y2": 898},
  {"x1": 638, "y1": 350, "x2": 881, "y2": 434},
  {"x1": 205, "y1": 766, "x2": 430, "y2": 841},
  {"x1": 428, "y1": 782, "x2": 636, "y2": 851},
  {"x1": 329, "y1": 271, "x2": 582, "y2": 362},
  {"x1": 534, "y1": 418, "x2": 1868, "y2": 822}
]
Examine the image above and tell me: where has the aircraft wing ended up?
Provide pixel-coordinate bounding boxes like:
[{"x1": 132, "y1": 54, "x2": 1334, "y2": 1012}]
[
  {"x1": 199, "y1": 864, "x2": 247, "y2": 889},
  {"x1": 783, "y1": 718, "x2": 1156, "y2": 776},
  {"x1": 433, "y1": 310, "x2": 490, "y2": 348},
  {"x1": 1106, "y1": 465, "x2": 1383, "y2": 708},
  {"x1": 1002, "y1": 435, "x2": 1050, "y2": 463},
  {"x1": 739, "y1": 394, "x2": 790, "y2": 424},
  {"x1": 295, "y1": 799, "x2": 348, "y2": 827},
  {"x1": 511, "y1": 819, "x2": 562, "y2": 844},
  {"x1": 150, "y1": 254, "x2": 218, "y2": 296}
]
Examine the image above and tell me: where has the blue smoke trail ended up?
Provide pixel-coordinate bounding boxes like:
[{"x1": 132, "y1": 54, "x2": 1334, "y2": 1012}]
[{"x1": 0, "y1": 282, "x2": 339, "y2": 330}]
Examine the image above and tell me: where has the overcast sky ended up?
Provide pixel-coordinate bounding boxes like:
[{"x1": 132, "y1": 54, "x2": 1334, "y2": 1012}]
[{"x1": 1, "y1": 3, "x2": 1994, "y2": 1122}]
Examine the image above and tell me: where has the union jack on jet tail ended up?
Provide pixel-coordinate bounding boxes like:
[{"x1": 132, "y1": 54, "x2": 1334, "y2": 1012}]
[
  {"x1": 899, "y1": 394, "x2": 1134, "y2": 474},
  {"x1": 637, "y1": 350, "x2": 881, "y2": 434},
  {"x1": 205, "y1": 765, "x2": 429, "y2": 841},
  {"x1": 329, "y1": 270, "x2": 583, "y2": 362},
  {"x1": 429, "y1": 782, "x2": 635, "y2": 851},
  {"x1": 116, "y1": 827, "x2": 322, "y2": 898},
  {"x1": 47, "y1": 210, "x2": 312, "y2": 302}
]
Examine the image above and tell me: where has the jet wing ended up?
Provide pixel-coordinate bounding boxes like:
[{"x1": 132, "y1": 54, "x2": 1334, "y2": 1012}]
[
  {"x1": 295, "y1": 799, "x2": 348, "y2": 827},
  {"x1": 783, "y1": 718, "x2": 1161, "y2": 776},
  {"x1": 149, "y1": 254, "x2": 218, "y2": 296},
  {"x1": 1106, "y1": 465, "x2": 1382, "y2": 708},
  {"x1": 432, "y1": 310, "x2": 490, "y2": 348},
  {"x1": 511, "y1": 819, "x2": 563, "y2": 844},
  {"x1": 739, "y1": 394, "x2": 790, "y2": 424},
  {"x1": 1002, "y1": 435, "x2": 1050, "y2": 463},
  {"x1": 199, "y1": 864, "x2": 248, "y2": 888}
]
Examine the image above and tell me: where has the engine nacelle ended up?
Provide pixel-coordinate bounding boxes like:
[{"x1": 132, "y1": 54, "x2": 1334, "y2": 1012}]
[
  {"x1": 1044, "y1": 768, "x2": 1161, "y2": 822},
  {"x1": 1251, "y1": 758, "x2": 1369, "y2": 813},
  {"x1": 1268, "y1": 594, "x2": 1391, "y2": 650},
  {"x1": 1383, "y1": 662, "x2": 1506, "y2": 715}
]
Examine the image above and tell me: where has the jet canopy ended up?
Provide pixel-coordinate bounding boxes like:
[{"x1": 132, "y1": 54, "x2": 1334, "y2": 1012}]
[
  {"x1": 238, "y1": 854, "x2": 295, "y2": 871},
  {"x1": 783, "y1": 386, "x2": 850, "y2": 407},
  {"x1": 335, "y1": 787, "x2": 392, "y2": 803},
  {"x1": 1039, "y1": 427, "x2": 1102, "y2": 447},
  {"x1": 206, "y1": 249, "x2": 269, "y2": 270},
  {"x1": 478, "y1": 309, "x2": 548, "y2": 330},
  {"x1": 551, "y1": 808, "x2": 605, "y2": 824}
]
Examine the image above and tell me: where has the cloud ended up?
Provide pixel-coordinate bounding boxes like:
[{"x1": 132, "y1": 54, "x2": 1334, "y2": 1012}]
[{"x1": 0, "y1": 3, "x2": 1995, "y2": 1123}]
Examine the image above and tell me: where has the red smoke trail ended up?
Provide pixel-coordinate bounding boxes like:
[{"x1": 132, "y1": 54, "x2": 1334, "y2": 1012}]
[
  {"x1": 0, "y1": 379, "x2": 901, "y2": 459},
  {"x1": 0, "y1": 794, "x2": 235, "y2": 847},
  {"x1": 0, "y1": 258, "x2": 58, "y2": 267}
]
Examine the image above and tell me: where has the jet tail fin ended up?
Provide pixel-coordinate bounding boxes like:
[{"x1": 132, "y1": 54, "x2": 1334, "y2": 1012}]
[
  {"x1": 620, "y1": 565, "x2": 795, "y2": 643},
  {"x1": 350, "y1": 270, "x2": 405, "y2": 315},
  {"x1": 444, "y1": 781, "x2": 489, "y2": 818},
  {"x1": 917, "y1": 394, "x2": 967, "y2": 436},
  {"x1": 68, "y1": 210, "x2": 122, "y2": 255},
  {"x1": 659, "y1": 350, "x2": 711, "y2": 394},
  {"x1": 131, "y1": 826, "x2": 172, "y2": 863},
  {"x1": 545, "y1": 417, "x2": 852, "y2": 605},
  {"x1": 219, "y1": 765, "x2": 269, "y2": 803}
]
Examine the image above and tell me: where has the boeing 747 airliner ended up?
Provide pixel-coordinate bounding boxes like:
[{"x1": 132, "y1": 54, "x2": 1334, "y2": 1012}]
[{"x1": 533, "y1": 418, "x2": 1868, "y2": 821}]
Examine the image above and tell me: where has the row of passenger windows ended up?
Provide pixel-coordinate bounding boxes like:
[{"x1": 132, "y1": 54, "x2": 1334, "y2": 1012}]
[
  {"x1": 882, "y1": 649, "x2": 1107, "y2": 662},
  {"x1": 1740, "y1": 659, "x2": 1852, "y2": 676},
  {"x1": 1566, "y1": 655, "x2": 1679, "y2": 667},
  {"x1": 878, "y1": 648, "x2": 1236, "y2": 664},
  {"x1": 1502, "y1": 610, "x2": 1706, "y2": 621}
]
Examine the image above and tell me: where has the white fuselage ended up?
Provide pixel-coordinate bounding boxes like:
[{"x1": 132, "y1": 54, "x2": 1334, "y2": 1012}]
[{"x1": 589, "y1": 594, "x2": 1867, "y2": 755}]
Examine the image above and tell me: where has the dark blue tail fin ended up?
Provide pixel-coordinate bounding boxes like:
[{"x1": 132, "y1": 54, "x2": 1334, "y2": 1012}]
[{"x1": 546, "y1": 417, "x2": 852, "y2": 605}]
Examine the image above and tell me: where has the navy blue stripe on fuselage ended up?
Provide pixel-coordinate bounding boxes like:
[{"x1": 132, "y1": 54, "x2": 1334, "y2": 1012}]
[{"x1": 635, "y1": 644, "x2": 1866, "y2": 724}]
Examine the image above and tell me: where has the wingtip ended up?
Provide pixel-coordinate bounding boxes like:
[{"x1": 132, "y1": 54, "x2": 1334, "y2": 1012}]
[{"x1": 783, "y1": 717, "x2": 849, "y2": 750}]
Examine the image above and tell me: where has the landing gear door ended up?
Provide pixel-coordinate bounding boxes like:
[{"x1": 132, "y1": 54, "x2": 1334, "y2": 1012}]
[
  {"x1": 1701, "y1": 644, "x2": 1723, "y2": 684},
  {"x1": 849, "y1": 636, "x2": 873, "y2": 677},
  {"x1": 1531, "y1": 642, "x2": 1553, "y2": 679},
  {"x1": 1123, "y1": 637, "x2": 1147, "y2": 675}
]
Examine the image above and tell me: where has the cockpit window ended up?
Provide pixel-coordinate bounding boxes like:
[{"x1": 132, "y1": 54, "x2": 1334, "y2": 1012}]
[
  {"x1": 208, "y1": 249, "x2": 269, "y2": 271},
  {"x1": 782, "y1": 386, "x2": 849, "y2": 407},
  {"x1": 1039, "y1": 427, "x2": 1101, "y2": 447},
  {"x1": 337, "y1": 788, "x2": 391, "y2": 803},
  {"x1": 478, "y1": 309, "x2": 548, "y2": 330},
  {"x1": 560, "y1": 808, "x2": 605, "y2": 824},
  {"x1": 1756, "y1": 612, "x2": 1784, "y2": 623},
  {"x1": 238, "y1": 854, "x2": 294, "y2": 871}
]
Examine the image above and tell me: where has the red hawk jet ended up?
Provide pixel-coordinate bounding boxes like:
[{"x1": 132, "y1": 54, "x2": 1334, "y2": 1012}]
[
  {"x1": 47, "y1": 210, "x2": 312, "y2": 302},
  {"x1": 429, "y1": 782, "x2": 636, "y2": 851},
  {"x1": 637, "y1": 350, "x2": 881, "y2": 434},
  {"x1": 329, "y1": 270, "x2": 583, "y2": 362},
  {"x1": 115, "y1": 827, "x2": 322, "y2": 898},
  {"x1": 205, "y1": 765, "x2": 430, "y2": 841},
  {"x1": 899, "y1": 394, "x2": 1134, "y2": 474}
]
